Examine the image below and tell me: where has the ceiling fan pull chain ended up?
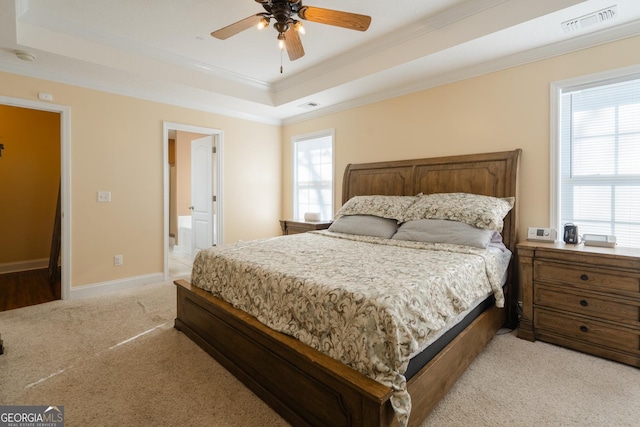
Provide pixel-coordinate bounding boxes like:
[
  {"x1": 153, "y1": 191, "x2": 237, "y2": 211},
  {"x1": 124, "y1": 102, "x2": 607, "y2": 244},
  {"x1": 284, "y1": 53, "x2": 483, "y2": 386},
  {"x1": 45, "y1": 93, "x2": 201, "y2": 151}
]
[{"x1": 280, "y1": 49, "x2": 284, "y2": 74}]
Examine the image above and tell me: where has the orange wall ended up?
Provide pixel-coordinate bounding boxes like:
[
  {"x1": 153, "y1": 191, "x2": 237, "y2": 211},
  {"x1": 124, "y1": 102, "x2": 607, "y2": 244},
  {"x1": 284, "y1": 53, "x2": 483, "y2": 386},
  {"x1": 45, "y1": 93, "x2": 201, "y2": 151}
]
[{"x1": 0, "y1": 104, "x2": 60, "y2": 264}]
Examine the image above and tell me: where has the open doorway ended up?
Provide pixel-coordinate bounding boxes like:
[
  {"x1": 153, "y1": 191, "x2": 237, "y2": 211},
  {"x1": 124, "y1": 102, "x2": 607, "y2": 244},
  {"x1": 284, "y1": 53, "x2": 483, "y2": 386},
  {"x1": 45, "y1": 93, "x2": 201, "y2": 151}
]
[
  {"x1": 0, "y1": 96, "x2": 71, "y2": 308},
  {"x1": 163, "y1": 122, "x2": 223, "y2": 281}
]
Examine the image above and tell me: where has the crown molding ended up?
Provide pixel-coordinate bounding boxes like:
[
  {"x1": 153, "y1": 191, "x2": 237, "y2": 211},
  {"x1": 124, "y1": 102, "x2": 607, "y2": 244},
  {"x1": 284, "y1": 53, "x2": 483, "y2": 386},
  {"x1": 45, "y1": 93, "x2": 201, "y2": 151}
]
[
  {"x1": 18, "y1": 6, "x2": 271, "y2": 91},
  {"x1": 273, "y1": 0, "x2": 507, "y2": 94},
  {"x1": 4, "y1": 6, "x2": 639, "y2": 127},
  {"x1": 0, "y1": 60, "x2": 282, "y2": 125},
  {"x1": 282, "y1": 19, "x2": 640, "y2": 125}
]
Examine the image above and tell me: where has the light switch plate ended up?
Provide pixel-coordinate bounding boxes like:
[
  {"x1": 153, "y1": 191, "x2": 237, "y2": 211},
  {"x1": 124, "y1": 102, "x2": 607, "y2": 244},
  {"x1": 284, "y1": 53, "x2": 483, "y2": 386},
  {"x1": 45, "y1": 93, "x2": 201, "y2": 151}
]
[{"x1": 97, "y1": 191, "x2": 111, "y2": 202}]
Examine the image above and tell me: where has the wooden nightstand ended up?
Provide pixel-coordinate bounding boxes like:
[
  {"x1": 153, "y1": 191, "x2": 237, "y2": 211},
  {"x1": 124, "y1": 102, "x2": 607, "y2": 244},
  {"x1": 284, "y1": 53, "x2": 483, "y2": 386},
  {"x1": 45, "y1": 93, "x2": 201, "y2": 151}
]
[
  {"x1": 279, "y1": 219, "x2": 332, "y2": 235},
  {"x1": 517, "y1": 241, "x2": 640, "y2": 367}
]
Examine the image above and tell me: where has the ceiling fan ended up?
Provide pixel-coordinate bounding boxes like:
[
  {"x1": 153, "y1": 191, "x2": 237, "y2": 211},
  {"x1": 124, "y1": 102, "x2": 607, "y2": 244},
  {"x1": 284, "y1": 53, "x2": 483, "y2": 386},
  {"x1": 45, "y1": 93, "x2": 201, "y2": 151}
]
[{"x1": 211, "y1": 0, "x2": 372, "y2": 63}]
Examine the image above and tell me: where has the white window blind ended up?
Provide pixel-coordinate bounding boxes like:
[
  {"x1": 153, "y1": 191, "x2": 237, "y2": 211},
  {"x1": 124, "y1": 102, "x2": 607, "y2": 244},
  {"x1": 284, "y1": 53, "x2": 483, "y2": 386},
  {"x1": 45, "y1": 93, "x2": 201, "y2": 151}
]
[
  {"x1": 293, "y1": 131, "x2": 334, "y2": 221},
  {"x1": 559, "y1": 76, "x2": 640, "y2": 248}
]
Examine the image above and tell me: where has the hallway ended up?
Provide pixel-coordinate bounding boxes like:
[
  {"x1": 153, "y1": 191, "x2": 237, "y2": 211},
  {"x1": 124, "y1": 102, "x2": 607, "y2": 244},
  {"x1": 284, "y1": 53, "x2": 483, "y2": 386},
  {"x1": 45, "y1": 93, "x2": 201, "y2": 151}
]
[{"x1": 0, "y1": 268, "x2": 59, "y2": 312}]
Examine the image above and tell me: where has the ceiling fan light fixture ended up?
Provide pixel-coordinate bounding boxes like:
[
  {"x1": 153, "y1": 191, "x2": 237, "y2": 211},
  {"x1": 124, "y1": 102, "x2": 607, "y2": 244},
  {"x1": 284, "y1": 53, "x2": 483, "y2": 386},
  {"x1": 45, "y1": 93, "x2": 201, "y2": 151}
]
[
  {"x1": 277, "y1": 32, "x2": 286, "y2": 50},
  {"x1": 293, "y1": 20, "x2": 305, "y2": 34},
  {"x1": 257, "y1": 17, "x2": 270, "y2": 30}
]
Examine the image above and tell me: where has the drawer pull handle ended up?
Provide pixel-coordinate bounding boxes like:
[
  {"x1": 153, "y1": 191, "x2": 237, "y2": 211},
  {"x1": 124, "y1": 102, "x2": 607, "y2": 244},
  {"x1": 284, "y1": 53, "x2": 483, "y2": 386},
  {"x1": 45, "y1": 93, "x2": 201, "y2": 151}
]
[
  {"x1": 580, "y1": 274, "x2": 589, "y2": 281},
  {"x1": 580, "y1": 325, "x2": 589, "y2": 333},
  {"x1": 580, "y1": 300, "x2": 589, "y2": 307}
]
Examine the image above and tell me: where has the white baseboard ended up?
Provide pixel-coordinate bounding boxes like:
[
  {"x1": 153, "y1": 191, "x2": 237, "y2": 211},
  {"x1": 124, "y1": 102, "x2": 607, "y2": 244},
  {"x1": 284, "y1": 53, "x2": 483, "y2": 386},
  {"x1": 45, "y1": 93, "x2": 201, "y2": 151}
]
[
  {"x1": 0, "y1": 258, "x2": 49, "y2": 274},
  {"x1": 69, "y1": 272, "x2": 165, "y2": 300}
]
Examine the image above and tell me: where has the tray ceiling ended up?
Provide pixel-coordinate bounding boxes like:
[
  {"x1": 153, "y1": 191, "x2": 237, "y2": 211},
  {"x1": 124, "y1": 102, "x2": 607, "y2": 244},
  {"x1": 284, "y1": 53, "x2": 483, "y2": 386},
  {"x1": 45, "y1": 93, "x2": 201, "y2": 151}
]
[{"x1": 1, "y1": 0, "x2": 640, "y2": 124}]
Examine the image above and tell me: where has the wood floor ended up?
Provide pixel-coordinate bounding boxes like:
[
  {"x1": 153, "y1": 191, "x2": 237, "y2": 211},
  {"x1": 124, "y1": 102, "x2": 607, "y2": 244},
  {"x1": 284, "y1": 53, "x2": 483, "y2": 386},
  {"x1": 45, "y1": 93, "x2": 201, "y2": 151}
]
[{"x1": 0, "y1": 268, "x2": 60, "y2": 312}]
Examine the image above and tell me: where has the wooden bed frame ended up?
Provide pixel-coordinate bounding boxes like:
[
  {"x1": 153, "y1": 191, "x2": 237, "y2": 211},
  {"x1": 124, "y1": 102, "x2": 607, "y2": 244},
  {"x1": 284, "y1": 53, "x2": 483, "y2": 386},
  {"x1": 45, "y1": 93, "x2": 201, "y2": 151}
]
[{"x1": 174, "y1": 149, "x2": 521, "y2": 427}]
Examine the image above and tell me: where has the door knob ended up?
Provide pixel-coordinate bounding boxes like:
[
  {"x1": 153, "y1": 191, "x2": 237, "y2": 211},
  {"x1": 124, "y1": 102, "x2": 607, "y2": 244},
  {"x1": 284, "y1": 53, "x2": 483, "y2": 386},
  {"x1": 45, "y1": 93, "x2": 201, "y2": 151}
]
[{"x1": 188, "y1": 206, "x2": 194, "y2": 210}]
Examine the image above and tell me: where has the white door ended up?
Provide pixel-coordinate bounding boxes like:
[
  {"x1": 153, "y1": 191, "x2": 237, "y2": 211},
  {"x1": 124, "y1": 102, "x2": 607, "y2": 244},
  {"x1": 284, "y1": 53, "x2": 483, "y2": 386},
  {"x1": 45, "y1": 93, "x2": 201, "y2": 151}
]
[{"x1": 191, "y1": 135, "x2": 215, "y2": 258}]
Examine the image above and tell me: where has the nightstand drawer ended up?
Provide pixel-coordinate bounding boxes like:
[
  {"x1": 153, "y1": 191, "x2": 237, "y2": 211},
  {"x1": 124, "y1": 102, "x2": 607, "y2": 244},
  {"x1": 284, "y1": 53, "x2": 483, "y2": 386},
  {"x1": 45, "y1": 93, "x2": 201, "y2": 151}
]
[
  {"x1": 535, "y1": 308, "x2": 640, "y2": 353},
  {"x1": 535, "y1": 285, "x2": 640, "y2": 326},
  {"x1": 534, "y1": 260, "x2": 640, "y2": 294}
]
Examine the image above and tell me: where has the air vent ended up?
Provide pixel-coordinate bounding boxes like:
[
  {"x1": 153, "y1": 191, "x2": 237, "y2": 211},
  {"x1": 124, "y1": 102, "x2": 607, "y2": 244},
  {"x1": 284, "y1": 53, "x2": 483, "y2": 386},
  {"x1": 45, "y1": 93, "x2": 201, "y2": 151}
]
[
  {"x1": 562, "y1": 5, "x2": 618, "y2": 33},
  {"x1": 298, "y1": 102, "x2": 320, "y2": 110}
]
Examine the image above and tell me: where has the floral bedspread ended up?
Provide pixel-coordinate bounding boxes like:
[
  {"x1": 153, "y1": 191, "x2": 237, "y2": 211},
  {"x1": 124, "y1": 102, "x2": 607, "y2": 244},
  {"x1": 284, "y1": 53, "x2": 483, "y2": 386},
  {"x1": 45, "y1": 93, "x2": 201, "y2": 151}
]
[{"x1": 191, "y1": 230, "x2": 506, "y2": 426}]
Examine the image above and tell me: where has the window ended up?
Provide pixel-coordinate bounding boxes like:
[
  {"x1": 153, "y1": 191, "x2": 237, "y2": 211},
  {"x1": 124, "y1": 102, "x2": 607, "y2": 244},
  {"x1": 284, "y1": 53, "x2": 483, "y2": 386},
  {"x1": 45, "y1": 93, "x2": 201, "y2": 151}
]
[
  {"x1": 552, "y1": 69, "x2": 640, "y2": 248},
  {"x1": 293, "y1": 130, "x2": 334, "y2": 221}
]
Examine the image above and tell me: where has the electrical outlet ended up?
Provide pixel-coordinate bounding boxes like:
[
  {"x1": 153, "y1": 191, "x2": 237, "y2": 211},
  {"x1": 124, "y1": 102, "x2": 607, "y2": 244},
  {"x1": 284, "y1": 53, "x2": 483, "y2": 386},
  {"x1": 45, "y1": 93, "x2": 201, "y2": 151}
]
[{"x1": 114, "y1": 255, "x2": 123, "y2": 266}]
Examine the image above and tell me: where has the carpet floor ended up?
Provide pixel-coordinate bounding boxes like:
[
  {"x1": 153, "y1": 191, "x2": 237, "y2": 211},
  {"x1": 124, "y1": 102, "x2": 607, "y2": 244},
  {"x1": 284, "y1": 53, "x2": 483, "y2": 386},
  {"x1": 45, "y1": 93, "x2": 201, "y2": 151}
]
[{"x1": 0, "y1": 280, "x2": 638, "y2": 426}]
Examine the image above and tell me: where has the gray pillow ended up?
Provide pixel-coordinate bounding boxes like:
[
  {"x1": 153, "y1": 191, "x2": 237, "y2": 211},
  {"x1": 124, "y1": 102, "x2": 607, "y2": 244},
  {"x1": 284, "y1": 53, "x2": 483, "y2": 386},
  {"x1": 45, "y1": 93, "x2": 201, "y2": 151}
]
[
  {"x1": 392, "y1": 219, "x2": 496, "y2": 248},
  {"x1": 328, "y1": 215, "x2": 399, "y2": 239}
]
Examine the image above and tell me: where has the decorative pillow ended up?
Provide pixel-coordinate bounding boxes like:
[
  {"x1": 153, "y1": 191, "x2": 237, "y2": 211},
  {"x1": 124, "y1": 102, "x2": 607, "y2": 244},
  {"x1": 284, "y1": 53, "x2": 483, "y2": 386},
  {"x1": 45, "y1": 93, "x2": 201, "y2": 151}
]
[
  {"x1": 334, "y1": 195, "x2": 417, "y2": 222},
  {"x1": 401, "y1": 193, "x2": 514, "y2": 232},
  {"x1": 392, "y1": 219, "x2": 496, "y2": 248},
  {"x1": 328, "y1": 215, "x2": 399, "y2": 239}
]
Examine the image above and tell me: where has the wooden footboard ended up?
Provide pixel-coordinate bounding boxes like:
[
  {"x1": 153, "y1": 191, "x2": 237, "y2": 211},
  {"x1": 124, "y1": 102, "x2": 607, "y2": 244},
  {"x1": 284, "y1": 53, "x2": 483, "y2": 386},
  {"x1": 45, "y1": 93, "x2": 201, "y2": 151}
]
[{"x1": 174, "y1": 279, "x2": 505, "y2": 427}]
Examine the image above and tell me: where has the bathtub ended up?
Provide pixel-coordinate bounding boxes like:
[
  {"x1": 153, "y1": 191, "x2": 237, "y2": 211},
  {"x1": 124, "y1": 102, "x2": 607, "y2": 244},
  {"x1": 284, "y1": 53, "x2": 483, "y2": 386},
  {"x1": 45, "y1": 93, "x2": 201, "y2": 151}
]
[{"x1": 174, "y1": 215, "x2": 192, "y2": 254}]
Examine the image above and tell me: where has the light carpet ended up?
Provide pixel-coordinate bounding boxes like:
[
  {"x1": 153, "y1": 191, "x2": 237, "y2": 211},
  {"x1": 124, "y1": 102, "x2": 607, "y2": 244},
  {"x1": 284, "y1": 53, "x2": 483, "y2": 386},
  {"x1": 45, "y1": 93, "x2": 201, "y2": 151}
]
[{"x1": 0, "y1": 280, "x2": 638, "y2": 426}]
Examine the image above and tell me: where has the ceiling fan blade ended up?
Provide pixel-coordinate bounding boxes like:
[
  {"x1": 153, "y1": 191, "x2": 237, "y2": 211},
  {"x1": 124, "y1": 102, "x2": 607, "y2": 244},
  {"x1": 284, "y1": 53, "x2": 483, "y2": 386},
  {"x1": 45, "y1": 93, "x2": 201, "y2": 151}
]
[
  {"x1": 285, "y1": 27, "x2": 305, "y2": 61},
  {"x1": 211, "y1": 14, "x2": 263, "y2": 40},
  {"x1": 298, "y1": 6, "x2": 371, "y2": 31}
]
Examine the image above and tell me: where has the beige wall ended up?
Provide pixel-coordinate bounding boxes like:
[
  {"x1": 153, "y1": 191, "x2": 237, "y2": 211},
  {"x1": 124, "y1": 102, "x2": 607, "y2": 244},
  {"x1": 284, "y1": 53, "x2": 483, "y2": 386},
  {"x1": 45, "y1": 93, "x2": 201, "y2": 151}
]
[
  {"x1": 0, "y1": 105, "x2": 60, "y2": 264},
  {"x1": 2, "y1": 33, "x2": 637, "y2": 289},
  {"x1": 0, "y1": 72, "x2": 281, "y2": 288},
  {"x1": 282, "y1": 35, "x2": 640, "y2": 243}
]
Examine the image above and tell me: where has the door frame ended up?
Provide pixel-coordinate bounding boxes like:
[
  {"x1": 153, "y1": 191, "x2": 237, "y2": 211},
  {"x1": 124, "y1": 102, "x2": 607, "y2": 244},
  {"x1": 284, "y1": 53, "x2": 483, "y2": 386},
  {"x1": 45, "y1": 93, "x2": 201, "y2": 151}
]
[
  {"x1": 162, "y1": 122, "x2": 223, "y2": 280},
  {"x1": 0, "y1": 95, "x2": 71, "y2": 299}
]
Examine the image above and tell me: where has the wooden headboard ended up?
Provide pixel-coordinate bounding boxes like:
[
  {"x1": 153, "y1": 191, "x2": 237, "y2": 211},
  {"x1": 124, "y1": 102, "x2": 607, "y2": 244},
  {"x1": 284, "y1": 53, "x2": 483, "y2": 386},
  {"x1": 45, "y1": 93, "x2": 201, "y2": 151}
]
[
  {"x1": 342, "y1": 149, "x2": 521, "y2": 326},
  {"x1": 342, "y1": 149, "x2": 522, "y2": 254}
]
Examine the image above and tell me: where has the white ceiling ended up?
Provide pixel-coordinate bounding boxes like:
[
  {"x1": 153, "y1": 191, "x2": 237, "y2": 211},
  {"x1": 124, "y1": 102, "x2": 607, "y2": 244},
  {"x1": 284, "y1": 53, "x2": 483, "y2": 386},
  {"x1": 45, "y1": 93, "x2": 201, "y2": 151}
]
[{"x1": 1, "y1": 0, "x2": 640, "y2": 125}]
